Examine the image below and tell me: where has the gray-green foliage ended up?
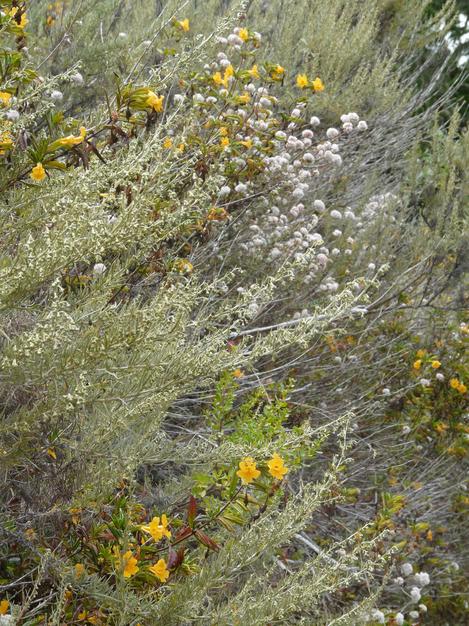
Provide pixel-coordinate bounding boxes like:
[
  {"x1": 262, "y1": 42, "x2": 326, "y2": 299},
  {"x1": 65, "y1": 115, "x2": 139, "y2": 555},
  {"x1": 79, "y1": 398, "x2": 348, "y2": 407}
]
[{"x1": 1, "y1": 0, "x2": 468, "y2": 624}]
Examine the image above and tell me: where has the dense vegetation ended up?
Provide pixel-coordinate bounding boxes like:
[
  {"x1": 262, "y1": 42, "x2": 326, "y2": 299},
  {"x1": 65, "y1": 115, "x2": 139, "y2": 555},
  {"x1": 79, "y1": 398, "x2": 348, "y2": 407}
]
[{"x1": 0, "y1": 1, "x2": 467, "y2": 624}]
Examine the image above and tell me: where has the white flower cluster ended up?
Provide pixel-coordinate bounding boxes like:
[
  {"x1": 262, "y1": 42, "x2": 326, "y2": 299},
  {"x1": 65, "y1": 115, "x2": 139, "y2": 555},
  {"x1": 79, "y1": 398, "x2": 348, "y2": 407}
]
[
  {"x1": 366, "y1": 564, "x2": 431, "y2": 624},
  {"x1": 218, "y1": 109, "x2": 371, "y2": 296}
]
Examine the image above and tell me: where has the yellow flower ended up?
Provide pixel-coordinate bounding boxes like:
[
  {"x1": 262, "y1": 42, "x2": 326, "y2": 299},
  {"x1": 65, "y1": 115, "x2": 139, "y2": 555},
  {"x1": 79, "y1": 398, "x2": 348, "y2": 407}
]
[
  {"x1": 431, "y1": 360, "x2": 441, "y2": 369},
  {"x1": 238, "y1": 28, "x2": 249, "y2": 42},
  {"x1": 449, "y1": 378, "x2": 467, "y2": 394},
  {"x1": 311, "y1": 77, "x2": 325, "y2": 92},
  {"x1": 413, "y1": 359, "x2": 422, "y2": 370},
  {"x1": 121, "y1": 551, "x2": 139, "y2": 578},
  {"x1": 0, "y1": 91, "x2": 12, "y2": 106},
  {"x1": 9, "y1": 7, "x2": 27, "y2": 28},
  {"x1": 270, "y1": 65, "x2": 285, "y2": 81},
  {"x1": 163, "y1": 137, "x2": 173, "y2": 149},
  {"x1": 434, "y1": 421, "x2": 448, "y2": 434},
  {"x1": 207, "y1": 207, "x2": 229, "y2": 221},
  {"x1": 149, "y1": 558, "x2": 170, "y2": 582},
  {"x1": 236, "y1": 457, "x2": 261, "y2": 484},
  {"x1": 0, "y1": 130, "x2": 14, "y2": 154},
  {"x1": 237, "y1": 92, "x2": 251, "y2": 104},
  {"x1": 174, "y1": 258, "x2": 192, "y2": 273},
  {"x1": 232, "y1": 368, "x2": 244, "y2": 378},
  {"x1": 31, "y1": 163, "x2": 46, "y2": 181},
  {"x1": 141, "y1": 514, "x2": 171, "y2": 542},
  {"x1": 146, "y1": 92, "x2": 164, "y2": 112},
  {"x1": 219, "y1": 126, "x2": 229, "y2": 136},
  {"x1": 213, "y1": 66, "x2": 234, "y2": 88},
  {"x1": 220, "y1": 136, "x2": 230, "y2": 148},
  {"x1": 267, "y1": 453, "x2": 289, "y2": 480},
  {"x1": 240, "y1": 138, "x2": 252, "y2": 149},
  {"x1": 296, "y1": 74, "x2": 309, "y2": 89},
  {"x1": 213, "y1": 71, "x2": 225, "y2": 86},
  {"x1": 177, "y1": 142, "x2": 185, "y2": 153},
  {"x1": 248, "y1": 65, "x2": 260, "y2": 79},
  {"x1": 54, "y1": 126, "x2": 87, "y2": 148},
  {"x1": 416, "y1": 349, "x2": 427, "y2": 358},
  {"x1": 0, "y1": 600, "x2": 9, "y2": 615},
  {"x1": 177, "y1": 18, "x2": 190, "y2": 32},
  {"x1": 75, "y1": 563, "x2": 85, "y2": 577}
]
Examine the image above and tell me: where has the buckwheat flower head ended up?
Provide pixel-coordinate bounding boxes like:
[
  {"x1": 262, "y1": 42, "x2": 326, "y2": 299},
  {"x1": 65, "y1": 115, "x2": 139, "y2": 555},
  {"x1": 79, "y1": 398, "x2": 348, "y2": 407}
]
[
  {"x1": 313, "y1": 199, "x2": 325, "y2": 212},
  {"x1": 310, "y1": 116, "x2": 320, "y2": 126},
  {"x1": 6, "y1": 110, "x2": 19, "y2": 121},
  {"x1": 414, "y1": 572, "x2": 430, "y2": 587},
  {"x1": 327, "y1": 127, "x2": 339, "y2": 139},
  {"x1": 395, "y1": 613, "x2": 404, "y2": 626},
  {"x1": 401, "y1": 562, "x2": 413, "y2": 576},
  {"x1": 357, "y1": 120, "x2": 368, "y2": 131},
  {"x1": 71, "y1": 72, "x2": 84, "y2": 85},
  {"x1": 93, "y1": 263, "x2": 106, "y2": 276},
  {"x1": 50, "y1": 90, "x2": 63, "y2": 101},
  {"x1": 409, "y1": 611, "x2": 419, "y2": 621},
  {"x1": 394, "y1": 576, "x2": 404, "y2": 585},
  {"x1": 410, "y1": 587, "x2": 421, "y2": 603},
  {"x1": 219, "y1": 185, "x2": 231, "y2": 197},
  {"x1": 419, "y1": 604, "x2": 427, "y2": 613},
  {"x1": 330, "y1": 210, "x2": 342, "y2": 219},
  {"x1": 370, "y1": 609, "x2": 385, "y2": 624}
]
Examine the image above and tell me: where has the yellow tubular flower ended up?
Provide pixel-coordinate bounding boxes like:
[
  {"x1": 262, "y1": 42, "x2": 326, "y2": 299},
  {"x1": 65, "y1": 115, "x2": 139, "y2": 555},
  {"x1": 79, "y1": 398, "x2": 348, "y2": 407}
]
[
  {"x1": 224, "y1": 65, "x2": 234, "y2": 78},
  {"x1": 431, "y1": 360, "x2": 441, "y2": 369},
  {"x1": 296, "y1": 74, "x2": 309, "y2": 89},
  {"x1": 74, "y1": 563, "x2": 85, "y2": 577},
  {"x1": 177, "y1": 18, "x2": 190, "y2": 32},
  {"x1": 121, "y1": 551, "x2": 139, "y2": 578},
  {"x1": 0, "y1": 600, "x2": 9, "y2": 615},
  {"x1": 54, "y1": 126, "x2": 87, "y2": 149},
  {"x1": 0, "y1": 130, "x2": 13, "y2": 155},
  {"x1": 312, "y1": 77, "x2": 325, "y2": 92},
  {"x1": 149, "y1": 558, "x2": 170, "y2": 582},
  {"x1": 237, "y1": 92, "x2": 251, "y2": 104},
  {"x1": 0, "y1": 92, "x2": 12, "y2": 106},
  {"x1": 267, "y1": 453, "x2": 289, "y2": 480},
  {"x1": 9, "y1": 7, "x2": 28, "y2": 28},
  {"x1": 163, "y1": 137, "x2": 173, "y2": 149},
  {"x1": 413, "y1": 359, "x2": 422, "y2": 370},
  {"x1": 236, "y1": 457, "x2": 261, "y2": 484},
  {"x1": 271, "y1": 65, "x2": 285, "y2": 81},
  {"x1": 141, "y1": 514, "x2": 171, "y2": 542},
  {"x1": 146, "y1": 92, "x2": 164, "y2": 112},
  {"x1": 248, "y1": 65, "x2": 260, "y2": 79},
  {"x1": 238, "y1": 28, "x2": 249, "y2": 41},
  {"x1": 31, "y1": 163, "x2": 46, "y2": 181}
]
